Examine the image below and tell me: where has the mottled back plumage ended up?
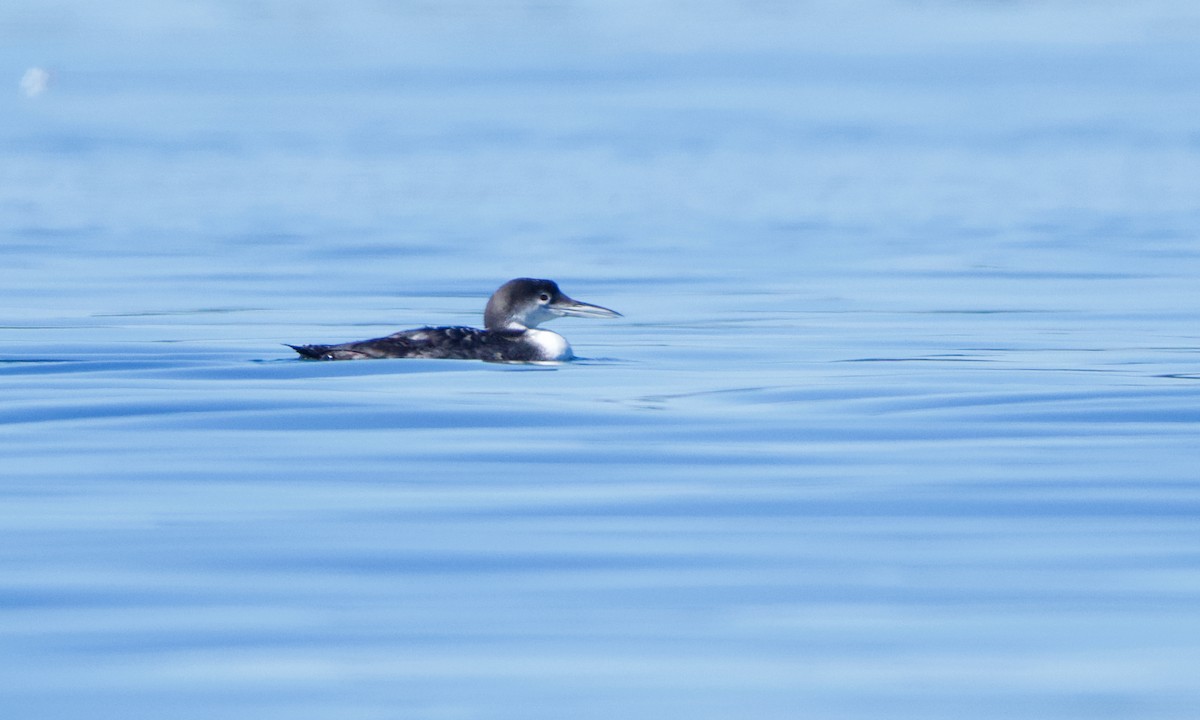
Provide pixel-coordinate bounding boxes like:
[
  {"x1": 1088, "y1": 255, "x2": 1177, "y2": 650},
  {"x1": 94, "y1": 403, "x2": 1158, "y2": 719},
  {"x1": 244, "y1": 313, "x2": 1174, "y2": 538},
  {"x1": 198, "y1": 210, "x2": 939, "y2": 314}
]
[{"x1": 289, "y1": 327, "x2": 541, "y2": 362}]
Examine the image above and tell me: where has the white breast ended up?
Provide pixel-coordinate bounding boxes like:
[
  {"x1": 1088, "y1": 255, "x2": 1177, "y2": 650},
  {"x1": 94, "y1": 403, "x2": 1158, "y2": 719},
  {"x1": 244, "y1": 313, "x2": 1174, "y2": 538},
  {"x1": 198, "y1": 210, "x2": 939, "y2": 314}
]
[{"x1": 524, "y1": 329, "x2": 573, "y2": 361}]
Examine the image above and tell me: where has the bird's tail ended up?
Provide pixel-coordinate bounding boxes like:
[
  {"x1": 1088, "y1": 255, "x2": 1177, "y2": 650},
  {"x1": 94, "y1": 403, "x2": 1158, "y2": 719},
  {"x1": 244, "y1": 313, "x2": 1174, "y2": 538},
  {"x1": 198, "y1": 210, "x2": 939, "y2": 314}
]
[{"x1": 286, "y1": 344, "x2": 331, "y2": 360}]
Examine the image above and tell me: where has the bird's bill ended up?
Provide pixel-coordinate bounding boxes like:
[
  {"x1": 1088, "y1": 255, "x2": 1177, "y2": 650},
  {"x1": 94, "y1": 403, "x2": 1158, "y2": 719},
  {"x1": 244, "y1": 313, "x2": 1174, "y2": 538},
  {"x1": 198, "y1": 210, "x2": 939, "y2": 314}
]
[{"x1": 551, "y1": 297, "x2": 622, "y2": 319}]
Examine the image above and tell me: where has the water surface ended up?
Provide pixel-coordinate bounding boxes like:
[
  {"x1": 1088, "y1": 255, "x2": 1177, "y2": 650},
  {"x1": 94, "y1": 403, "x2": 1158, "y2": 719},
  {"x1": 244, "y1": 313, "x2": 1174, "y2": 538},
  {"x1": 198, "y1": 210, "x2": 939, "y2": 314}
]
[{"x1": 3, "y1": 2, "x2": 1200, "y2": 718}]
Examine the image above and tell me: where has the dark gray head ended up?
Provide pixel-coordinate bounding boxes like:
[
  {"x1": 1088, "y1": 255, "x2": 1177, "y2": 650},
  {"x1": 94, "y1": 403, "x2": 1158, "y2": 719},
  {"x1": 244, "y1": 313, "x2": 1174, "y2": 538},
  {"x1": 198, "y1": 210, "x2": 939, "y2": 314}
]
[{"x1": 483, "y1": 278, "x2": 622, "y2": 331}]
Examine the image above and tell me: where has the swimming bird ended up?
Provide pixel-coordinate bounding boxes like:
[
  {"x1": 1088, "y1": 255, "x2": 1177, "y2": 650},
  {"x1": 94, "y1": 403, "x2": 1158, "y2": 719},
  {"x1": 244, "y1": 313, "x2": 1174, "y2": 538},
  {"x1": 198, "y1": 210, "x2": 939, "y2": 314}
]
[{"x1": 288, "y1": 278, "x2": 621, "y2": 362}]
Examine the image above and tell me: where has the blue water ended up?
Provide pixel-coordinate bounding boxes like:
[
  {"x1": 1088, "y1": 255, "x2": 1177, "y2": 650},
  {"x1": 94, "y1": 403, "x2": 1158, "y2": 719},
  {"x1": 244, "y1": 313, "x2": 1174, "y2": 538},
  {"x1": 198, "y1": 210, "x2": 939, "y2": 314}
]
[{"x1": 4, "y1": 2, "x2": 1200, "y2": 718}]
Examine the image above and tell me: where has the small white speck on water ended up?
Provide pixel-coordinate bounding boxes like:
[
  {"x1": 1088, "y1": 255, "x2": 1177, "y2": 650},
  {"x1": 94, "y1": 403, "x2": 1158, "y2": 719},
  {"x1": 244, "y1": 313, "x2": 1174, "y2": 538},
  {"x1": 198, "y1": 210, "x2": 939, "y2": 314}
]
[{"x1": 19, "y1": 67, "x2": 51, "y2": 98}]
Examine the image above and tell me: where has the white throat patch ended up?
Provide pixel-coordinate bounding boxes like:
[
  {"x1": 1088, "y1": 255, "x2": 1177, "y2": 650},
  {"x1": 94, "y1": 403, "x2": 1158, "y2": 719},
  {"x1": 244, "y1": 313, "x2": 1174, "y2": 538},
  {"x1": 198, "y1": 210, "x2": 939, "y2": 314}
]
[{"x1": 524, "y1": 329, "x2": 573, "y2": 361}]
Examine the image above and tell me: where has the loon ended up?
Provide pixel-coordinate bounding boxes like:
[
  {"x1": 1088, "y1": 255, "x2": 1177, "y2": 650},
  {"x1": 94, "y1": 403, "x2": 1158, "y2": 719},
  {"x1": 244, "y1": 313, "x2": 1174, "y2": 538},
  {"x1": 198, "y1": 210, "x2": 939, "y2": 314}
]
[{"x1": 288, "y1": 278, "x2": 621, "y2": 362}]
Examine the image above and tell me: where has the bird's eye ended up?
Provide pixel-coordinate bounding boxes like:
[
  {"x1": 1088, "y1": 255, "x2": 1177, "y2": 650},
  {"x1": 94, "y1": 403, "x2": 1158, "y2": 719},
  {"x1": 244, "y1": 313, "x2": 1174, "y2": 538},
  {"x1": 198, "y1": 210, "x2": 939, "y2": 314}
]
[{"x1": 539, "y1": 293, "x2": 550, "y2": 302}]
